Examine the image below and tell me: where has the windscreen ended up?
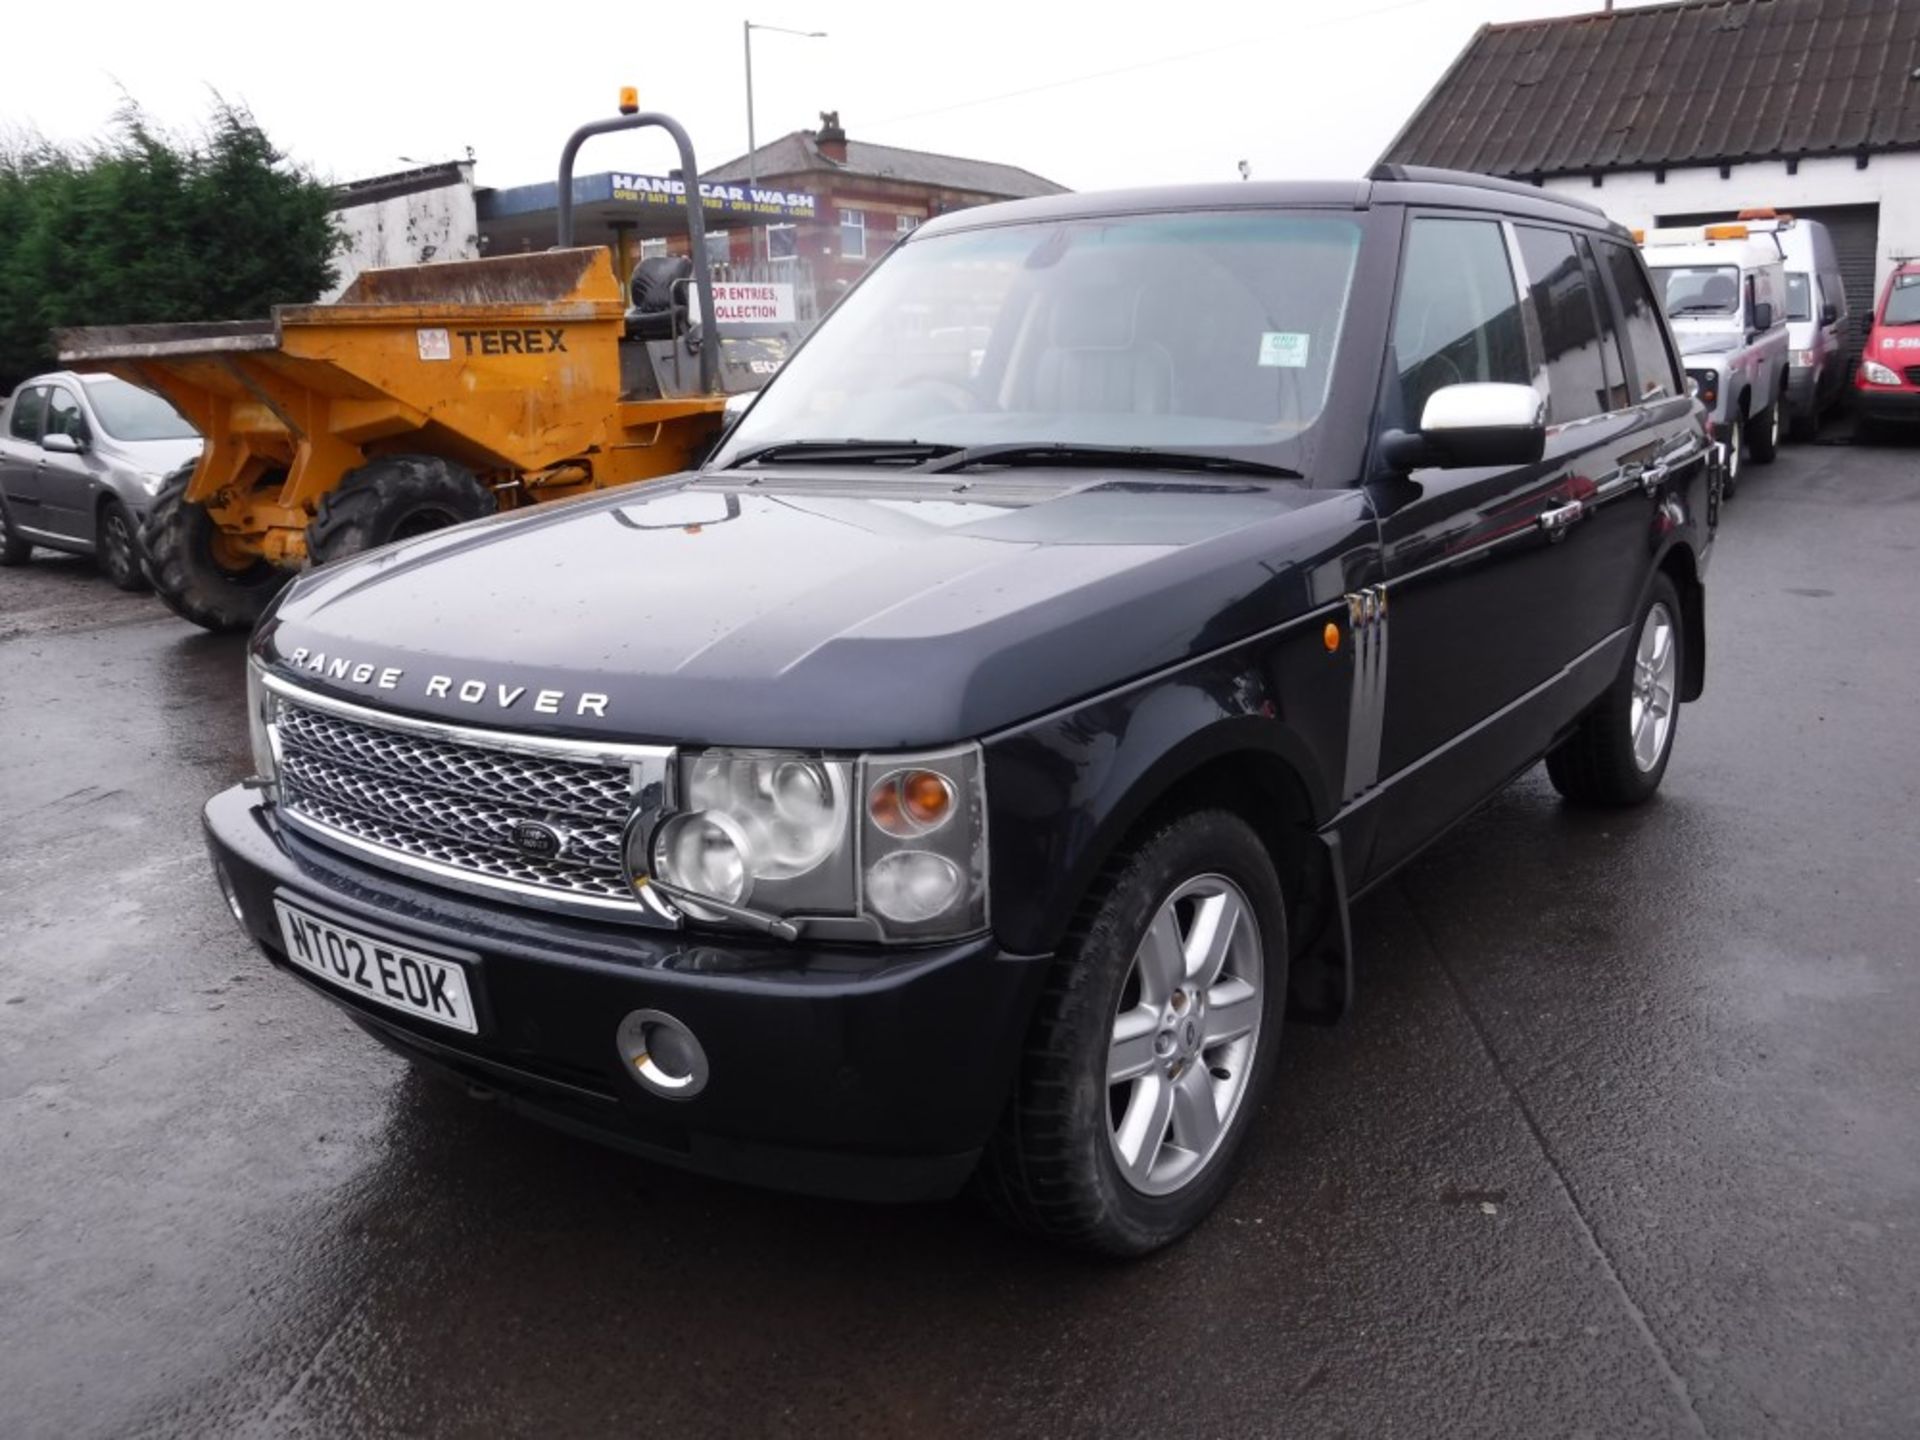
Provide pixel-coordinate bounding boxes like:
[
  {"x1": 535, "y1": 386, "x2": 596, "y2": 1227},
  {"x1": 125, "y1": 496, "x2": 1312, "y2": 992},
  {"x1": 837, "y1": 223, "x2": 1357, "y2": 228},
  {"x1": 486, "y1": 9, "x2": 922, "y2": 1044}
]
[
  {"x1": 712, "y1": 211, "x2": 1365, "y2": 471},
  {"x1": 1785, "y1": 273, "x2": 1812, "y2": 323},
  {"x1": 1651, "y1": 265, "x2": 1740, "y2": 317},
  {"x1": 1885, "y1": 274, "x2": 1920, "y2": 326},
  {"x1": 83, "y1": 376, "x2": 196, "y2": 441}
]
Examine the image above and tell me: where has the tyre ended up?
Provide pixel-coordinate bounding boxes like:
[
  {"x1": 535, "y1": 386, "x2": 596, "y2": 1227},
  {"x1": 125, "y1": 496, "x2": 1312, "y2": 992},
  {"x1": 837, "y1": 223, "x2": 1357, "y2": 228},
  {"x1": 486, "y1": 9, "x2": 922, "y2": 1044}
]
[
  {"x1": 96, "y1": 498, "x2": 148, "y2": 592},
  {"x1": 0, "y1": 494, "x2": 30, "y2": 566},
  {"x1": 306, "y1": 454, "x2": 495, "y2": 565},
  {"x1": 977, "y1": 809, "x2": 1288, "y2": 1256},
  {"x1": 1720, "y1": 413, "x2": 1743, "y2": 498},
  {"x1": 1749, "y1": 388, "x2": 1782, "y2": 465},
  {"x1": 1546, "y1": 573, "x2": 1683, "y2": 807},
  {"x1": 141, "y1": 462, "x2": 290, "y2": 633}
]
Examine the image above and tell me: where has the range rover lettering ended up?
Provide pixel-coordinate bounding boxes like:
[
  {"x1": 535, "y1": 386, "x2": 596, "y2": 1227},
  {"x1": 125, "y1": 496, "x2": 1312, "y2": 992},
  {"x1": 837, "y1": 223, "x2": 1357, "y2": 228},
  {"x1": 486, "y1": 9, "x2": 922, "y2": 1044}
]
[{"x1": 204, "y1": 166, "x2": 1718, "y2": 1254}]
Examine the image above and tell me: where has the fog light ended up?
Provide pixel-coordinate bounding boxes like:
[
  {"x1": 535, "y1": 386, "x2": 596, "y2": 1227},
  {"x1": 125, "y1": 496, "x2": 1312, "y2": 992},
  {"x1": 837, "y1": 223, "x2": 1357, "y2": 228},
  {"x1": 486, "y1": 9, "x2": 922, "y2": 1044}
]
[
  {"x1": 212, "y1": 860, "x2": 245, "y2": 927},
  {"x1": 616, "y1": 1009, "x2": 709, "y2": 1098},
  {"x1": 866, "y1": 850, "x2": 961, "y2": 923}
]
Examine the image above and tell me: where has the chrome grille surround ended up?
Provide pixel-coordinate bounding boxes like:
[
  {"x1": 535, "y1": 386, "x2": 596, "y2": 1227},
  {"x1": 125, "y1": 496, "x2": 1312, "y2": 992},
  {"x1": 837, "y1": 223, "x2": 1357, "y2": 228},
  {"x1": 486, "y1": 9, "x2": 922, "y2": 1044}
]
[{"x1": 262, "y1": 675, "x2": 677, "y2": 924}]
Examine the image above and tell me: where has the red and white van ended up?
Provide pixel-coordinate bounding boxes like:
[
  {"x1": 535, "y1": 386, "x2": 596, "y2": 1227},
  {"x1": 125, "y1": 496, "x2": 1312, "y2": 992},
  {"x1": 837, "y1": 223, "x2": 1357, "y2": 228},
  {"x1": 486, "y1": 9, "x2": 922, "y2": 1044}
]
[{"x1": 1855, "y1": 260, "x2": 1920, "y2": 430}]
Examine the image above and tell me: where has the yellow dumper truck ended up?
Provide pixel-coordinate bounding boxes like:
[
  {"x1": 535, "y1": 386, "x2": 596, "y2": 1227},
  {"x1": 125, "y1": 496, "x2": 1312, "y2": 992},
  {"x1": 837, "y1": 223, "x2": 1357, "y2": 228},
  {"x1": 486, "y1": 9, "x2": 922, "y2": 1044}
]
[{"x1": 58, "y1": 105, "x2": 786, "y2": 631}]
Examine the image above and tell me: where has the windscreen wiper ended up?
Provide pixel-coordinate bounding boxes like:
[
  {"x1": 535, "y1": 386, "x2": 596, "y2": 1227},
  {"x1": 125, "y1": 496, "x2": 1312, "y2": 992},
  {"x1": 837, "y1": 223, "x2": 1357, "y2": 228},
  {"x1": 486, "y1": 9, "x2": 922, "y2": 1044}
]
[
  {"x1": 1668, "y1": 304, "x2": 1732, "y2": 316},
  {"x1": 724, "y1": 439, "x2": 964, "y2": 468},
  {"x1": 919, "y1": 442, "x2": 1303, "y2": 480}
]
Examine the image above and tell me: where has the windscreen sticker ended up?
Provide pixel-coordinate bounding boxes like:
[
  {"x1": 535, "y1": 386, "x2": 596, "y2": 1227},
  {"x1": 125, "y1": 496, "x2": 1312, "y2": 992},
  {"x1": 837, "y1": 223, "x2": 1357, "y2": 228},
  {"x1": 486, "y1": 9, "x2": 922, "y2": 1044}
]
[{"x1": 1259, "y1": 332, "x2": 1310, "y2": 368}]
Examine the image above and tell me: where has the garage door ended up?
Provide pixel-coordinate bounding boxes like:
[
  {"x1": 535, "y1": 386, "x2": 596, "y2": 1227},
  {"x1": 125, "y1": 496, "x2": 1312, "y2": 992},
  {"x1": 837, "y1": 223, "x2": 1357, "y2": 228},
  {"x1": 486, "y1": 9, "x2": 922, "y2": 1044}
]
[{"x1": 1661, "y1": 203, "x2": 1880, "y2": 372}]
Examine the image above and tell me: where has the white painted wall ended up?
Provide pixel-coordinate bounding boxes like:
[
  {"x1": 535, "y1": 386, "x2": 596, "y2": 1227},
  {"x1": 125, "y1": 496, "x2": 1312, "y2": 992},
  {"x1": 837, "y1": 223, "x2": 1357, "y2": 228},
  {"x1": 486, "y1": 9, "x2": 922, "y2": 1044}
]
[
  {"x1": 324, "y1": 164, "x2": 480, "y2": 300},
  {"x1": 1542, "y1": 153, "x2": 1920, "y2": 302}
]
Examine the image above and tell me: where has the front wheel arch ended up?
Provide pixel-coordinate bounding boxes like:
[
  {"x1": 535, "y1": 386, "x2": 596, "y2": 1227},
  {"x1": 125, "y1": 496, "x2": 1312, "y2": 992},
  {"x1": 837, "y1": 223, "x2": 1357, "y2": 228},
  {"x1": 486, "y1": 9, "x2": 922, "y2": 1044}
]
[{"x1": 1005, "y1": 719, "x2": 1343, "y2": 1013}]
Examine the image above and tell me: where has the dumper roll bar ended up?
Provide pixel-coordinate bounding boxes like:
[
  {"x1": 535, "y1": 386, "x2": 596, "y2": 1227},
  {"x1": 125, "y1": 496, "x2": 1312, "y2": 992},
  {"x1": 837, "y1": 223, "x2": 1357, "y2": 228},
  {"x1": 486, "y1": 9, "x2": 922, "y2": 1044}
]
[{"x1": 556, "y1": 111, "x2": 720, "y2": 394}]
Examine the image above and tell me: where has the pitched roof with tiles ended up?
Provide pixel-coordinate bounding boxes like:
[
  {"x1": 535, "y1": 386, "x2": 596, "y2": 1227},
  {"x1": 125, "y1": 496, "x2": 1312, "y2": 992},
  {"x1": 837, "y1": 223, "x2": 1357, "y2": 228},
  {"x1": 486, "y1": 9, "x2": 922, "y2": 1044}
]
[{"x1": 1382, "y1": 0, "x2": 1920, "y2": 179}]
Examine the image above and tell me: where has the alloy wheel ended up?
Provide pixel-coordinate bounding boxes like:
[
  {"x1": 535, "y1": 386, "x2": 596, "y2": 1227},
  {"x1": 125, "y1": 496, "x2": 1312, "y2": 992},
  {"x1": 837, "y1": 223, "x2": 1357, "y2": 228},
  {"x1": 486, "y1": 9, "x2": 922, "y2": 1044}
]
[
  {"x1": 1107, "y1": 873, "x2": 1264, "y2": 1196},
  {"x1": 102, "y1": 510, "x2": 135, "y2": 583},
  {"x1": 1630, "y1": 601, "x2": 1678, "y2": 773}
]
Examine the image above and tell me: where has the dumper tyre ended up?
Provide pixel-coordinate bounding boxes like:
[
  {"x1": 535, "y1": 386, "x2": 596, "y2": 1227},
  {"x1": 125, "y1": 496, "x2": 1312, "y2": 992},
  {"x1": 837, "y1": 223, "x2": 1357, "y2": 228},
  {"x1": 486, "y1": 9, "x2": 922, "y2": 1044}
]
[
  {"x1": 306, "y1": 455, "x2": 496, "y2": 565},
  {"x1": 141, "y1": 462, "x2": 290, "y2": 633}
]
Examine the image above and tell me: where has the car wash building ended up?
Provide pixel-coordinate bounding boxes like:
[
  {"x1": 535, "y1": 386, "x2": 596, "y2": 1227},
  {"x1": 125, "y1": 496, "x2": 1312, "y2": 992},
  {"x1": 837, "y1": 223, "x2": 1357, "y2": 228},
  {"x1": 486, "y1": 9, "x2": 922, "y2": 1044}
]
[
  {"x1": 1381, "y1": 0, "x2": 1920, "y2": 374},
  {"x1": 475, "y1": 112, "x2": 1064, "y2": 321}
]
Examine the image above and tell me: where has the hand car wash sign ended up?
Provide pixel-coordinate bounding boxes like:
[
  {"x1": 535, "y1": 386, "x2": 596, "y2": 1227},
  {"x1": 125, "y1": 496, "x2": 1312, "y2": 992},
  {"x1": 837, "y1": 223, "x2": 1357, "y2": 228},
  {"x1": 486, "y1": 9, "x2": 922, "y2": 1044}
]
[{"x1": 610, "y1": 173, "x2": 817, "y2": 222}]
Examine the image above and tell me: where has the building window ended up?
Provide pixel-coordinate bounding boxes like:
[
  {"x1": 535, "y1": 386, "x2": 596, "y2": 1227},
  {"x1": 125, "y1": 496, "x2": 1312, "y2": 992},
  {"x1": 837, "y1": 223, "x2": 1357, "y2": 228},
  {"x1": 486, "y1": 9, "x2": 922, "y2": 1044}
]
[
  {"x1": 704, "y1": 229, "x2": 729, "y2": 265},
  {"x1": 840, "y1": 208, "x2": 866, "y2": 260},
  {"x1": 640, "y1": 237, "x2": 669, "y2": 259},
  {"x1": 767, "y1": 222, "x2": 797, "y2": 265},
  {"x1": 896, "y1": 213, "x2": 920, "y2": 238}
]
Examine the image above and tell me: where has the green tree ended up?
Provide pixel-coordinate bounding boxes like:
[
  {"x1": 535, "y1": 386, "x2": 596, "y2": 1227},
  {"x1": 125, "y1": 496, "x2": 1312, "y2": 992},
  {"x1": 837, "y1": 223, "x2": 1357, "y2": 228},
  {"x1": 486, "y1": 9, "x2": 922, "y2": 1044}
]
[{"x1": 0, "y1": 100, "x2": 340, "y2": 392}]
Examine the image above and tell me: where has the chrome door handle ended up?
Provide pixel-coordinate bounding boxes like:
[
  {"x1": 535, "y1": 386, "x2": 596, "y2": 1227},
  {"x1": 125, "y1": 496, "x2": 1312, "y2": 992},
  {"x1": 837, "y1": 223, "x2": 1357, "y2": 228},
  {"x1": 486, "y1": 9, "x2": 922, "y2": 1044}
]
[{"x1": 1538, "y1": 501, "x2": 1584, "y2": 538}]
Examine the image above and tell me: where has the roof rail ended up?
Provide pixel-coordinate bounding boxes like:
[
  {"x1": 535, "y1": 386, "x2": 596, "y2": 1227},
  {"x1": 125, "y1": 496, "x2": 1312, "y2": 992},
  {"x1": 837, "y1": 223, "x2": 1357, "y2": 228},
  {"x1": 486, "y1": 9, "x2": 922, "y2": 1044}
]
[{"x1": 1367, "y1": 162, "x2": 1608, "y2": 217}]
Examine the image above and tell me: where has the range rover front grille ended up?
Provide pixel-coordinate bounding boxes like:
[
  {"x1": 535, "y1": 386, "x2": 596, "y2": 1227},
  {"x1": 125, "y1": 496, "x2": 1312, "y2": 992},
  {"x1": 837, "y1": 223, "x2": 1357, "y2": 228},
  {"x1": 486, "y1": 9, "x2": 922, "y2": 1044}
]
[{"x1": 272, "y1": 694, "x2": 661, "y2": 916}]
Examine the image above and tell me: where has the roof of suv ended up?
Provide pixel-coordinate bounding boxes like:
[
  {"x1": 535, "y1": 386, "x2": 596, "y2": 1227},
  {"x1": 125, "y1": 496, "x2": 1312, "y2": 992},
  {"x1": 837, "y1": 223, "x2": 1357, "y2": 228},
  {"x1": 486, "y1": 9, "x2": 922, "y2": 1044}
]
[{"x1": 915, "y1": 165, "x2": 1632, "y2": 241}]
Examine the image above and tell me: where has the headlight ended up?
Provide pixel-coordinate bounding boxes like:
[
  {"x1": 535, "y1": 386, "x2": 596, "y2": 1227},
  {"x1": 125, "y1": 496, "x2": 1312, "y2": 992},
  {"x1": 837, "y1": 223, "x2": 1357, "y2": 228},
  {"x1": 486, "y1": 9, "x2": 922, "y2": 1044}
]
[
  {"x1": 246, "y1": 662, "x2": 280, "y2": 784},
  {"x1": 140, "y1": 470, "x2": 169, "y2": 494},
  {"x1": 1861, "y1": 358, "x2": 1901, "y2": 386},
  {"x1": 649, "y1": 751, "x2": 858, "y2": 923},
  {"x1": 639, "y1": 744, "x2": 987, "y2": 941}
]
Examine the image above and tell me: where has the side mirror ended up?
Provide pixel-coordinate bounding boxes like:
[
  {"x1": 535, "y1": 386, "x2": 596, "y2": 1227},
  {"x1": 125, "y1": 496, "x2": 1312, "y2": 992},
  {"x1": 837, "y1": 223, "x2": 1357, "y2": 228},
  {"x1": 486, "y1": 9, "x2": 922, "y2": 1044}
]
[
  {"x1": 1380, "y1": 382, "x2": 1547, "y2": 471},
  {"x1": 1751, "y1": 300, "x2": 1774, "y2": 331},
  {"x1": 40, "y1": 431, "x2": 82, "y2": 455},
  {"x1": 1821, "y1": 302, "x2": 1839, "y2": 326}
]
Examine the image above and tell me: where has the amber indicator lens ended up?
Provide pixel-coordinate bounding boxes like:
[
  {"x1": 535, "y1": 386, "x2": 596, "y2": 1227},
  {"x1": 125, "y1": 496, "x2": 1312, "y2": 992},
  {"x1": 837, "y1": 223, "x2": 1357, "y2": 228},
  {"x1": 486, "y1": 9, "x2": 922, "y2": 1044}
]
[
  {"x1": 869, "y1": 769, "x2": 955, "y2": 837},
  {"x1": 1323, "y1": 621, "x2": 1341, "y2": 653}
]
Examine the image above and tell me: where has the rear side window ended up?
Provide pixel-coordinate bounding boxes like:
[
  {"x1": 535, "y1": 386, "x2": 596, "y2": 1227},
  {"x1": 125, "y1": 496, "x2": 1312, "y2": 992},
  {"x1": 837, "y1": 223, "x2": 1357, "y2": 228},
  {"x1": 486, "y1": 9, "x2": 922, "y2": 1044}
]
[
  {"x1": 9, "y1": 386, "x2": 49, "y2": 440},
  {"x1": 1392, "y1": 217, "x2": 1530, "y2": 423},
  {"x1": 1576, "y1": 237, "x2": 1631, "y2": 410},
  {"x1": 1598, "y1": 241, "x2": 1680, "y2": 401},
  {"x1": 1516, "y1": 226, "x2": 1611, "y2": 422}
]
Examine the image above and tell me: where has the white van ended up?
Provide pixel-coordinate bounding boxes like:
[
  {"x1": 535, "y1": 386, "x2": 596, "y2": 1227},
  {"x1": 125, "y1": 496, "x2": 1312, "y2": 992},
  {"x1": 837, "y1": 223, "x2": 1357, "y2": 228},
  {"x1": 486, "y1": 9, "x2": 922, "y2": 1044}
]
[
  {"x1": 1641, "y1": 224, "x2": 1791, "y2": 492},
  {"x1": 1739, "y1": 211, "x2": 1848, "y2": 436}
]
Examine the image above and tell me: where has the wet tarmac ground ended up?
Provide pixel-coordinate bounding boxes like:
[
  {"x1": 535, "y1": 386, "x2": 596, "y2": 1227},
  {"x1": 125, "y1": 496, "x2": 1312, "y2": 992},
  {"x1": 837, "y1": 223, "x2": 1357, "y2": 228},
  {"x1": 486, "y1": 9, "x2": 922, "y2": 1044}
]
[{"x1": 3, "y1": 434, "x2": 1919, "y2": 1439}]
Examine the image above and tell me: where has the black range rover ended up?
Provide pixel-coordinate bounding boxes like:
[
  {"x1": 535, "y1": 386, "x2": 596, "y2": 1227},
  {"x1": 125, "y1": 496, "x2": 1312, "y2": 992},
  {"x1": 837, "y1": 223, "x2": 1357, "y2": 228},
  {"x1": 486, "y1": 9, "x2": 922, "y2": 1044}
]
[{"x1": 207, "y1": 167, "x2": 1718, "y2": 1254}]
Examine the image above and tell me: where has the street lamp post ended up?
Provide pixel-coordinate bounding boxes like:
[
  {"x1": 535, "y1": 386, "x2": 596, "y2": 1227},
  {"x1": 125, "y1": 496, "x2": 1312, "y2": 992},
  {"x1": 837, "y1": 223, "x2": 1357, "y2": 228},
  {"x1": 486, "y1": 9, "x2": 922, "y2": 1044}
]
[{"x1": 743, "y1": 20, "x2": 826, "y2": 265}]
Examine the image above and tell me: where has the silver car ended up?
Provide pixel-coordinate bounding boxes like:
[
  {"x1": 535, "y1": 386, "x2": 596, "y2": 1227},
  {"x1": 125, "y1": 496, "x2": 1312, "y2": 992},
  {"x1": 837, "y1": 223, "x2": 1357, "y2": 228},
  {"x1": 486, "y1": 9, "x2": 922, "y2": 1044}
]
[{"x1": 0, "y1": 372, "x2": 201, "y2": 589}]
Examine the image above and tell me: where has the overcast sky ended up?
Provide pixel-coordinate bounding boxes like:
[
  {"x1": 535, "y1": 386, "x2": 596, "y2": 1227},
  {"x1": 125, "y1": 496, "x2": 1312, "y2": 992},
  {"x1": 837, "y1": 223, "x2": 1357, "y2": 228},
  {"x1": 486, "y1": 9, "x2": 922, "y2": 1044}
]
[{"x1": 2, "y1": 0, "x2": 1622, "y2": 195}]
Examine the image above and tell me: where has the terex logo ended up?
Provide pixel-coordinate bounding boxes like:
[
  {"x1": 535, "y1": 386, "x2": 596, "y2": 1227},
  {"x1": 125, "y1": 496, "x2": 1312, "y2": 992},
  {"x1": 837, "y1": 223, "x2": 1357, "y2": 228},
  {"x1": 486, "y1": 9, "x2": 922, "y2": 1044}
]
[{"x1": 456, "y1": 327, "x2": 569, "y2": 357}]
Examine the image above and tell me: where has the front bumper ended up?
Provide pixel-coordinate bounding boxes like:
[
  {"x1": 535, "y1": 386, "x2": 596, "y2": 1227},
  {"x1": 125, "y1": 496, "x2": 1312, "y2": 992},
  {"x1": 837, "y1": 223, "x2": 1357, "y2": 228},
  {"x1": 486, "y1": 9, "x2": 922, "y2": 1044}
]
[
  {"x1": 1785, "y1": 367, "x2": 1818, "y2": 414},
  {"x1": 1854, "y1": 387, "x2": 1920, "y2": 424},
  {"x1": 203, "y1": 784, "x2": 1051, "y2": 1202}
]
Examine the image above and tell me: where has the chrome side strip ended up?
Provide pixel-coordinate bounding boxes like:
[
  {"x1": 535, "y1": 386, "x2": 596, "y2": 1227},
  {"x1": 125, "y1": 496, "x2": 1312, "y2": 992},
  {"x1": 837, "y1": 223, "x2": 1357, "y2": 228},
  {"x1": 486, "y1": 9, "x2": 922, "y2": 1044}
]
[{"x1": 1340, "y1": 586, "x2": 1389, "y2": 803}]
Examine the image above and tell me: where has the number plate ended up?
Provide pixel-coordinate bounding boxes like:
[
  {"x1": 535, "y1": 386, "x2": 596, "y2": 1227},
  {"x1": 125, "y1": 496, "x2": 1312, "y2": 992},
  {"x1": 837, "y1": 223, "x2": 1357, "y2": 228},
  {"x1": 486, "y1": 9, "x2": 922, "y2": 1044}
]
[{"x1": 273, "y1": 900, "x2": 477, "y2": 1033}]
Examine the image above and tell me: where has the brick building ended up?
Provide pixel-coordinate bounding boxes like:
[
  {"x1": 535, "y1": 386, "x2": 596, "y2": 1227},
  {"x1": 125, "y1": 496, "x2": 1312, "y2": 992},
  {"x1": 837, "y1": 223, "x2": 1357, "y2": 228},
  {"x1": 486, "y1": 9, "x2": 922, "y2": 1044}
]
[{"x1": 693, "y1": 113, "x2": 1067, "y2": 296}]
